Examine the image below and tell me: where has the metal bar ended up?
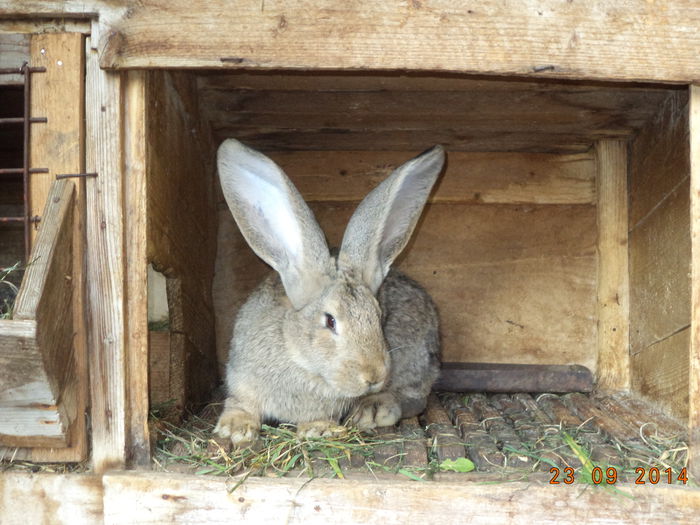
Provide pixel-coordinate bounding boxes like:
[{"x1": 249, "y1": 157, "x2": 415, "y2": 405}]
[
  {"x1": 0, "y1": 117, "x2": 47, "y2": 125},
  {"x1": 0, "y1": 168, "x2": 49, "y2": 175},
  {"x1": 22, "y1": 63, "x2": 31, "y2": 261},
  {"x1": 55, "y1": 172, "x2": 98, "y2": 180},
  {"x1": 0, "y1": 217, "x2": 25, "y2": 223}
]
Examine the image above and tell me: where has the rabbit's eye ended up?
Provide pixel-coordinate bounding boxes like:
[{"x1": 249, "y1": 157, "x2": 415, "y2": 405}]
[{"x1": 325, "y1": 313, "x2": 337, "y2": 333}]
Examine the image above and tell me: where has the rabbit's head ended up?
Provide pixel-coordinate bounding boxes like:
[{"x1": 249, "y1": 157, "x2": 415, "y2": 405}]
[{"x1": 218, "y1": 140, "x2": 445, "y2": 399}]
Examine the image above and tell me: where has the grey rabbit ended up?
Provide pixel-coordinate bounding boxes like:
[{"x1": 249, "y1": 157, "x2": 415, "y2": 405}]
[{"x1": 214, "y1": 139, "x2": 444, "y2": 445}]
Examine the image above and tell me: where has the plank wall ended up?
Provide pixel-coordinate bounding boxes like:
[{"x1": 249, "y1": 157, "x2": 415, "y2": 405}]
[
  {"x1": 146, "y1": 71, "x2": 219, "y2": 410},
  {"x1": 629, "y1": 90, "x2": 691, "y2": 420},
  {"x1": 214, "y1": 151, "x2": 598, "y2": 372}
]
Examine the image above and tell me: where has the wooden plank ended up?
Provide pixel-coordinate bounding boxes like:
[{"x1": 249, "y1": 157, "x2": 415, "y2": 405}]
[
  {"x1": 434, "y1": 363, "x2": 593, "y2": 393},
  {"x1": 595, "y1": 139, "x2": 630, "y2": 391},
  {"x1": 631, "y1": 328, "x2": 690, "y2": 422},
  {"x1": 148, "y1": 331, "x2": 172, "y2": 408},
  {"x1": 0, "y1": 473, "x2": 103, "y2": 525},
  {"x1": 23, "y1": 32, "x2": 88, "y2": 462},
  {"x1": 102, "y1": 471, "x2": 700, "y2": 524},
  {"x1": 629, "y1": 91, "x2": 690, "y2": 227},
  {"x1": 629, "y1": 179, "x2": 691, "y2": 354},
  {"x1": 124, "y1": 70, "x2": 150, "y2": 466},
  {"x1": 85, "y1": 37, "x2": 126, "y2": 473},
  {"x1": 203, "y1": 86, "x2": 668, "y2": 153},
  {"x1": 28, "y1": 33, "x2": 83, "y2": 249},
  {"x1": 94, "y1": 0, "x2": 700, "y2": 83},
  {"x1": 146, "y1": 71, "x2": 218, "y2": 410},
  {"x1": 687, "y1": 83, "x2": 700, "y2": 481},
  {"x1": 264, "y1": 151, "x2": 595, "y2": 204}
]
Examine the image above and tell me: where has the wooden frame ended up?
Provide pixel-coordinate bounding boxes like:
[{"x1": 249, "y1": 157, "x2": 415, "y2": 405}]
[{"x1": 1, "y1": 2, "x2": 700, "y2": 522}]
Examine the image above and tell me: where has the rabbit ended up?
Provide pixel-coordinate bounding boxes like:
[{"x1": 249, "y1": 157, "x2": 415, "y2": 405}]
[{"x1": 214, "y1": 139, "x2": 444, "y2": 446}]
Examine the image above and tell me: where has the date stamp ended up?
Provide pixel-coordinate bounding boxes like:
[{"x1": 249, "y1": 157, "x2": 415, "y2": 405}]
[{"x1": 549, "y1": 466, "x2": 689, "y2": 485}]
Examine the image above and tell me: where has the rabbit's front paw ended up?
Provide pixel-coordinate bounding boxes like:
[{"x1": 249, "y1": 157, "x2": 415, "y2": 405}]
[
  {"x1": 296, "y1": 420, "x2": 348, "y2": 439},
  {"x1": 350, "y1": 392, "x2": 401, "y2": 430},
  {"x1": 214, "y1": 407, "x2": 260, "y2": 447}
]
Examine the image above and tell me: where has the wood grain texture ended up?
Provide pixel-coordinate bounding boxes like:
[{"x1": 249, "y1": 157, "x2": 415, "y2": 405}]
[
  {"x1": 28, "y1": 33, "x2": 83, "y2": 249},
  {"x1": 631, "y1": 328, "x2": 689, "y2": 422},
  {"x1": 689, "y1": 84, "x2": 700, "y2": 481},
  {"x1": 595, "y1": 139, "x2": 630, "y2": 391},
  {"x1": 123, "y1": 70, "x2": 150, "y2": 466},
  {"x1": 265, "y1": 151, "x2": 595, "y2": 204},
  {"x1": 0, "y1": 473, "x2": 103, "y2": 525},
  {"x1": 0, "y1": 181, "x2": 74, "y2": 448},
  {"x1": 96, "y1": 0, "x2": 700, "y2": 83},
  {"x1": 101, "y1": 471, "x2": 700, "y2": 524},
  {"x1": 629, "y1": 180, "x2": 691, "y2": 354},
  {"x1": 215, "y1": 200, "x2": 598, "y2": 371},
  {"x1": 85, "y1": 39, "x2": 126, "y2": 473},
  {"x1": 146, "y1": 71, "x2": 218, "y2": 410},
  {"x1": 202, "y1": 83, "x2": 671, "y2": 153}
]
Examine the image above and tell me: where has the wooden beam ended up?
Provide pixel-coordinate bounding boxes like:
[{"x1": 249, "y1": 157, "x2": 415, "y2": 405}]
[
  {"x1": 595, "y1": 139, "x2": 630, "y2": 391},
  {"x1": 102, "y1": 472, "x2": 700, "y2": 524},
  {"x1": 690, "y1": 84, "x2": 700, "y2": 482},
  {"x1": 123, "y1": 70, "x2": 150, "y2": 466},
  {"x1": 91, "y1": 0, "x2": 700, "y2": 83},
  {"x1": 0, "y1": 473, "x2": 103, "y2": 525},
  {"x1": 85, "y1": 37, "x2": 126, "y2": 473},
  {"x1": 434, "y1": 363, "x2": 594, "y2": 393}
]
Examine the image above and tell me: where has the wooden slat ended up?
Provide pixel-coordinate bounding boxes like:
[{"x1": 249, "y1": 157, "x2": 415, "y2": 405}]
[
  {"x1": 434, "y1": 363, "x2": 593, "y2": 393},
  {"x1": 102, "y1": 472, "x2": 700, "y2": 524},
  {"x1": 124, "y1": 70, "x2": 150, "y2": 465},
  {"x1": 265, "y1": 151, "x2": 595, "y2": 204},
  {"x1": 94, "y1": 0, "x2": 700, "y2": 83},
  {"x1": 85, "y1": 38, "x2": 126, "y2": 473},
  {"x1": 28, "y1": 33, "x2": 83, "y2": 249},
  {"x1": 595, "y1": 139, "x2": 630, "y2": 390},
  {"x1": 0, "y1": 473, "x2": 103, "y2": 525},
  {"x1": 688, "y1": 84, "x2": 700, "y2": 481}
]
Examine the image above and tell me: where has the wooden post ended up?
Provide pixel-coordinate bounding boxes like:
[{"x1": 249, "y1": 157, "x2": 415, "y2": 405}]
[
  {"x1": 596, "y1": 139, "x2": 630, "y2": 391},
  {"x1": 26, "y1": 32, "x2": 88, "y2": 463},
  {"x1": 85, "y1": 38, "x2": 127, "y2": 473},
  {"x1": 690, "y1": 84, "x2": 700, "y2": 480},
  {"x1": 124, "y1": 70, "x2": 150, "y2": 465}
]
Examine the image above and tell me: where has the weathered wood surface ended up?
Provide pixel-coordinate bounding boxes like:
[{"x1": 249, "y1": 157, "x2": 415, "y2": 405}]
[
  {"x1": 124, "y1": 70, "x2": 149, "y2": 465},
  {"x1": 689, "y1": 84, "x2": 700, "y2": 481},
  {"x1": 0, "y1": 473, "x2": 103, "y2": 525},
  {"x1": 101, "y1": 471, "x2": 700, "y2": 524},
  {"x1": 595, "y1": 139, "x2": 630, "y2": 391},
  {"x1": 202, "y1": 81, "x2": 672, "y2": 153},
  {"x1": 629, "y1": 88, "x2": 691, "y2": 423},
  {"x1": 265, "y1": 151, "x2": 595, "y2": 204},
  {"x1": 85, "y1": 38, "x2": 126, "y2": 473},
  {"x1": 17, "y1": 0, "x2": 681, "y2": 83},
  {"x1": 146, "y1": 70, "x2": 219, "y2": 411},
  {"x1": 434, "y1": 363, "x2": 594, "y2": 393},
  {"x1": 0, "y1": 180, "x2": 74, "y2": 448}
]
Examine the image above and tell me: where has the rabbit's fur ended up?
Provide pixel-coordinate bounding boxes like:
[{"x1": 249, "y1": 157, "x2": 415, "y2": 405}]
[{"x1": 215, "y1": 140, "x2": 444, "y2": 445}]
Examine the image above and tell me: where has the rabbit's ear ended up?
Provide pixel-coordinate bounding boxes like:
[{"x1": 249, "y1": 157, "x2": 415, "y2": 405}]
[
  {"x1": 218, "y1": 139, "x2": 331, "y2": 309},
  {"x1": 339, "y1": 146, "x2": 445, "y2": 293}
]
